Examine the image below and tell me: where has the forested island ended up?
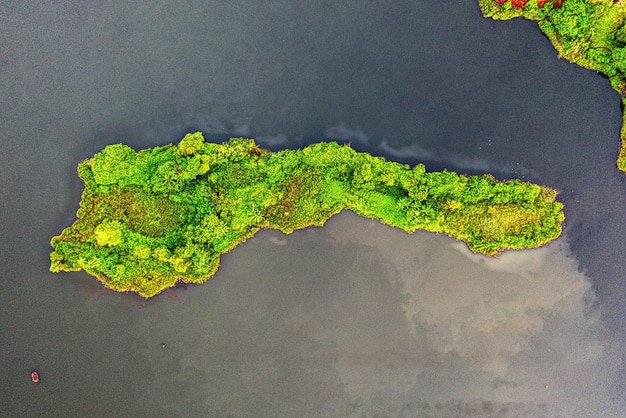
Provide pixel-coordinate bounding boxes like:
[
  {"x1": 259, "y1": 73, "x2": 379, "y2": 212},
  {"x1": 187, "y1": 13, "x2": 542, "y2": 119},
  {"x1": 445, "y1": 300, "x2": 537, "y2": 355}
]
[
  {"x1": 50, "y1": 133, "x2": 564, "y2": 297},
  {"x1": 478, "y1": 0, "x2": 626, "y2": 171}
]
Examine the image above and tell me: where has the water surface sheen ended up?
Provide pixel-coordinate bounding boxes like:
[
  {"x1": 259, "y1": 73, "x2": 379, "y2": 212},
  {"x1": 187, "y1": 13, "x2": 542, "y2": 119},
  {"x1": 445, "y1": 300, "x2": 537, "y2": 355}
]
[{"x1": 1, "y1": 1, "x2": 625, "y2": 416}]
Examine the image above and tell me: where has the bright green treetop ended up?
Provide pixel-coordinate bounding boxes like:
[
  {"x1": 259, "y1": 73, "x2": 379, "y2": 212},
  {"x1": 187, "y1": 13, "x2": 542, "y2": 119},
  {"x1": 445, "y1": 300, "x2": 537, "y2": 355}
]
[{"x1": 50, "y1": 133, "x2": 564, "y2": 297}]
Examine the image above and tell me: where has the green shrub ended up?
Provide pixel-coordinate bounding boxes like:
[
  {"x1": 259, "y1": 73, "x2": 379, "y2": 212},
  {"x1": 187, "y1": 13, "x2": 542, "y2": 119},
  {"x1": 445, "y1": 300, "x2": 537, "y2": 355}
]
[{"x1": 51, "y1": 135, "x2": 564, "y2": 297}]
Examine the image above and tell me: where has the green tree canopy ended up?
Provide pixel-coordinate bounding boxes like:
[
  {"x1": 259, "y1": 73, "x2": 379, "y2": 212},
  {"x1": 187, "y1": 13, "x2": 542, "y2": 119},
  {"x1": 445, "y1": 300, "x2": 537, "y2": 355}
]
[{"x1": 51, "y1": 133, "x2": 564, "y2": 297}]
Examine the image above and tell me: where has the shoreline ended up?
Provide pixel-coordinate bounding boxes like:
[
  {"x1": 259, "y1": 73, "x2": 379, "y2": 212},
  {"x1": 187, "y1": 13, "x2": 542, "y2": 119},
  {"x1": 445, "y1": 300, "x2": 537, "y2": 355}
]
[
  {"x1": 50, "y1": 133, "x2": 564, "y2": 297},
  {"x1": 478, "y1": 0, "x2": 626, "y2": 172}
]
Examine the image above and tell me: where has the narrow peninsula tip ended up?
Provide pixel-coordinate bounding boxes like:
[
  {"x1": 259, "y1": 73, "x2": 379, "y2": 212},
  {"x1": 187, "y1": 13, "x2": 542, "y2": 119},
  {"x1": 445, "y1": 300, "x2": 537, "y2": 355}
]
[{"x1": 50, "y1": 133, "x2": 564, "y2": 297}]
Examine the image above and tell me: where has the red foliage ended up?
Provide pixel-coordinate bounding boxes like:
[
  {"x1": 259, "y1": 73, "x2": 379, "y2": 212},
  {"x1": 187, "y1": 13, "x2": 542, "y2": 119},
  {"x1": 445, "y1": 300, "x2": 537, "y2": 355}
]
[{"x1": 493, "y1": 0, "x2": 565, "y2": 8}]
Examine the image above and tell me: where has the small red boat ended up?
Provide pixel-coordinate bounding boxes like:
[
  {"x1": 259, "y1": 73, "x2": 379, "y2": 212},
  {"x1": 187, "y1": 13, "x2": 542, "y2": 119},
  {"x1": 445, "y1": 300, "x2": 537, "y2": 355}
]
[{"x1": 31, "y1": 371, "x2": 39, "y2": 383}]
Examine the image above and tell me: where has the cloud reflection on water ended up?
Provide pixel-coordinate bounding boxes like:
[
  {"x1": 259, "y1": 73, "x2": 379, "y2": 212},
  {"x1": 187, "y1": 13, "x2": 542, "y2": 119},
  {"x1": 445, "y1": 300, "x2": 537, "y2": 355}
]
[
  {"x1": 325, "y1": 123, "x2": 534, "y2": 177},
  {"x1": 319, "y1": 211, "x2": 622, "y2": 416},
  {"x1": 168, "y1": 207, "x2": 623, "y2": 417},
  {"x1": 162, "y1": 130, "x2": 626, "y2": 417}
]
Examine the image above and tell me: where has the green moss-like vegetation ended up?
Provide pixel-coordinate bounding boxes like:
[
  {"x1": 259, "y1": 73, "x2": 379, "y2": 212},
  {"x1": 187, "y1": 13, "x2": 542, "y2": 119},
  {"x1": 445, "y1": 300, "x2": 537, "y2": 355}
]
[
  {"x1": 50, "y1": 133, "x2": 564, "y2": 297},
  {"x1": 478, "y1": 0, "x2": 626, "y2": 172}
]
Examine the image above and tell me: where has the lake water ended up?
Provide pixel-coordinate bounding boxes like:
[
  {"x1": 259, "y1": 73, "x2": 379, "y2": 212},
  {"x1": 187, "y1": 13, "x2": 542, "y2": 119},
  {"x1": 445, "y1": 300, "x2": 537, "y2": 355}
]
[{"x1": 1, "y1": 1, "x2": 625, "y2": 416}]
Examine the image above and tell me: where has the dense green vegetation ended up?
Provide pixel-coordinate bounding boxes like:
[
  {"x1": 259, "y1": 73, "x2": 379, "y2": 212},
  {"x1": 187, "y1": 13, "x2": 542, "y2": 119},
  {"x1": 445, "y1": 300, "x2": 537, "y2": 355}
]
[
  {"x1": 478, "y1": 0, "x2": 626, "y2": 171},
  {"x1": 50, "y1": 133, "x2": 564, "y2": 297}
]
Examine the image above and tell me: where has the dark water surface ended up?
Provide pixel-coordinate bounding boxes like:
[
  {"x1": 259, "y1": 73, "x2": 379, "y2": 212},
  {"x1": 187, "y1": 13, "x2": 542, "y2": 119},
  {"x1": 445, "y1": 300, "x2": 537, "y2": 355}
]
[{"x1": 2, "y1": 1, "x2": 625, "y2": 416}]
